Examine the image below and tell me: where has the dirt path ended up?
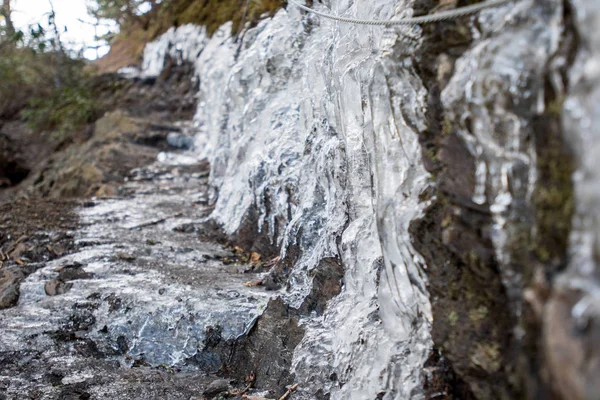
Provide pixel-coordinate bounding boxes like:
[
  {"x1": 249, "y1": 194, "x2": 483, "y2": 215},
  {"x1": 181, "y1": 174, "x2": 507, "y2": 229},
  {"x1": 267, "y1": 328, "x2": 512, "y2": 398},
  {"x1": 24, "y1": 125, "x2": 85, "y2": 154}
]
[{"x1": 0, "y1": 146, "x2": 280, "y2": 399}]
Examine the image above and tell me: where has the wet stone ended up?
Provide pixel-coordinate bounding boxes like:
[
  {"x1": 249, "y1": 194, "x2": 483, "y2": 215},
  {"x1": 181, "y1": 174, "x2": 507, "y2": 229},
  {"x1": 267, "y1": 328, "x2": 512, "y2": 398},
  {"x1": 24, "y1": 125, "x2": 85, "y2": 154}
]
[
  {"x1": 0, "y1": 268, "x2": 24, "y2": 309},
  {"x1": 57, "y1": 263, "x2": 94, "y2": 281},
  {"x1": 116, "y1": 252, "x2": 136, "y2": 261},
  {"x1": 44, "y1": 279, "x2": 73, "y2": 296}
]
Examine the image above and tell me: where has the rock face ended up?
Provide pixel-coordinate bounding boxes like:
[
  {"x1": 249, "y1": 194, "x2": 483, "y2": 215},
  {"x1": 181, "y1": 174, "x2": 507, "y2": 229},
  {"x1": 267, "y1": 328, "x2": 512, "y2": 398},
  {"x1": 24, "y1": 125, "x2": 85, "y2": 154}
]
[{"x1": 136, "y1": 0, "x2": 600, "y2": 399}]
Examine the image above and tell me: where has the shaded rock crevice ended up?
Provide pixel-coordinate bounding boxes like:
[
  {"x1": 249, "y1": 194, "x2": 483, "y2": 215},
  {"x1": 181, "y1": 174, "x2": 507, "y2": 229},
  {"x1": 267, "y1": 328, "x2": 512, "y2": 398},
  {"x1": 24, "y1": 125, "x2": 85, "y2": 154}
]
[
  {"x1": 409, "y1": 2, "x2": 514, "y2": 399},
  {"x1": 520, "y1": 1, "x2": 579, "y2": 397},
  {"x1": 0, "y1": 134, "x2": 30, "y2": 188},
  {"x1": 410, "y1": 0, "x2": 582, "y2": 398}
]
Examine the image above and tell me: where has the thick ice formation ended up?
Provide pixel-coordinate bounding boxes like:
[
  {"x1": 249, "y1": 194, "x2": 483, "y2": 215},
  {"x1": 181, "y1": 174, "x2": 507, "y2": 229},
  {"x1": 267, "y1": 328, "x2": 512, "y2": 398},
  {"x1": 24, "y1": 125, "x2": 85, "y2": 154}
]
[
  {"x1": 442, "y1": 0, "x2": 564, "y2": 308},
  {"x1": 141, "y1": 3, "x2": 435, "y2": 398},
  {"x1": 137, "y1": 0, "x2": 598, "y2": 398},
  {"x1": 141, "y1": 24, "x2": 208, "y2": 79}
]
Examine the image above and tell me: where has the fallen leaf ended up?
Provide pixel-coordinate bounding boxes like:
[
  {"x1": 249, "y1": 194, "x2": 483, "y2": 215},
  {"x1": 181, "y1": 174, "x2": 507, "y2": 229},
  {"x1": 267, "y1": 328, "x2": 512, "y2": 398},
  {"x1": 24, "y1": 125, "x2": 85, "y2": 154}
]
[
  {"x1": 15, "y1": 259, "x2": 24, "y2": 265},
  {"x1": 250, "y1": 252, "x2": 261, "y2": 264},
  {"x1": 245, "y1": 371, "x2": 256, "y2": 383},
  {"x1": 44, "y1": 279, "x2": 73, "y2": 296},
  {"x1": 244, "y1": 280, "x2": 263, "y2": 287},
  {"x1": 234, "y1": 246, "x2": 244, "y2": 253}
]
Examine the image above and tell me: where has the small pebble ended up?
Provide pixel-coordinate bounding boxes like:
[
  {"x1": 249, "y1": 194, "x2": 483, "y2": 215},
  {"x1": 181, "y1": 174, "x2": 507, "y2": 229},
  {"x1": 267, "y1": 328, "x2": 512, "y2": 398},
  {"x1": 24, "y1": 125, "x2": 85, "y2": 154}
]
[{"x1": 203, "y1": 379, "x2": 230, "y2": 397}]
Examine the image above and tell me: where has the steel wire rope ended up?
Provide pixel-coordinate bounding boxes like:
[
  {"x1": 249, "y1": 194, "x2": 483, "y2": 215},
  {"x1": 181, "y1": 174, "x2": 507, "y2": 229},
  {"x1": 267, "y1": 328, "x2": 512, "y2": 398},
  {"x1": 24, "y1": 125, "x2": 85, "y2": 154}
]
[{"x1": 288, "y1": 0, "x2": 512, "y2": 25}]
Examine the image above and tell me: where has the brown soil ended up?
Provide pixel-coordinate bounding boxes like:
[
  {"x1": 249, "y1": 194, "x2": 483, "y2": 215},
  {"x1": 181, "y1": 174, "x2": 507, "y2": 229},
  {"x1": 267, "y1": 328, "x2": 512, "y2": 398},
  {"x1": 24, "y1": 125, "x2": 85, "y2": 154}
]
[
  {"x1": 0, "y1": 198, "x2": 79, "y2": 309},
  {"x1": 0, "y1": 199, "x2": 79, "y2": 257},
  {"x1": 92, "y1": 35, "x2": 149, "y2": 74}
]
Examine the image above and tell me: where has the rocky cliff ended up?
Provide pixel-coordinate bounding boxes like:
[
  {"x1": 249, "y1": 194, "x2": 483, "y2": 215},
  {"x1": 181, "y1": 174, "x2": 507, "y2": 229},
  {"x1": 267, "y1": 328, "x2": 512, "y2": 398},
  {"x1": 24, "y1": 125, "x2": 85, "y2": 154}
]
[{"x1": 1, "y1": 0, "x2": 598, "y2": 399}]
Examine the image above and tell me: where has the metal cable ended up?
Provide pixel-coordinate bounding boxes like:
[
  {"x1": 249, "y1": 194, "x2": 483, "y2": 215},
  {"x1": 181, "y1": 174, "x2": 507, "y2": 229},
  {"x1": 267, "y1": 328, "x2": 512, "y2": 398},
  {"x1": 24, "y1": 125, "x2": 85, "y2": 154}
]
[{"x1": 288, "y1": 0, "x2": 512, "y2": 25}]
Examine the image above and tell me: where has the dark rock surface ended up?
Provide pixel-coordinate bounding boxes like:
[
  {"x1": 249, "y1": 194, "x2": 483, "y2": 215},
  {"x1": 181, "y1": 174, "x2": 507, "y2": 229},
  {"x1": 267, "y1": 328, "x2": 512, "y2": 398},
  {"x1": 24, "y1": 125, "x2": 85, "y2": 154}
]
[
  {"x1": 409, "y1": 0, "x2": 589, "y2": 398},
  {"x1": 0, "y1": 134, "x2": 29, "y2": 188},
  {"x1": 203, "y1": 379, "x2": 231, "y2": 397},
  {"x1": 0, "y1": 268, "x2": 24, "y2": 309}
]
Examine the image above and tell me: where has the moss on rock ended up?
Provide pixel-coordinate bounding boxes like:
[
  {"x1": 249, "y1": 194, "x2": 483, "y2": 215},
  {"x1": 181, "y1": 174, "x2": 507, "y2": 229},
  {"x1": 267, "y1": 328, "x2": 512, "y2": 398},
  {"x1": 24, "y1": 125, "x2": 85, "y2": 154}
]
[
  {"x1": 532, "y1": 110, "x2": 574, "y2": 268},
  {"x1": 168, "y1": 0, "x2": 284, "y2": 36}
]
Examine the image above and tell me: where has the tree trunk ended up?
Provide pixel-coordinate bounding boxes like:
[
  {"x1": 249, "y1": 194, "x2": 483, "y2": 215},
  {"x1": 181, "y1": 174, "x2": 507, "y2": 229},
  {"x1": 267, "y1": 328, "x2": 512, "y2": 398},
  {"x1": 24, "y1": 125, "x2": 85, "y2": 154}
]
[{"x1": 1, "y1": 0, "x2": 16, "y2": 37}]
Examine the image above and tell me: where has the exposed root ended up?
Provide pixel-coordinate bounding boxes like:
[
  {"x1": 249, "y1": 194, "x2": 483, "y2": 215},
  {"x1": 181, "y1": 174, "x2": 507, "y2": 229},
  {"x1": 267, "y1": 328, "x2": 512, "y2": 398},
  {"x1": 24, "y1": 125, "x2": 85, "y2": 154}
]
[{"x1": 278, "y1": 384, "x2": 299, "y2": 400}]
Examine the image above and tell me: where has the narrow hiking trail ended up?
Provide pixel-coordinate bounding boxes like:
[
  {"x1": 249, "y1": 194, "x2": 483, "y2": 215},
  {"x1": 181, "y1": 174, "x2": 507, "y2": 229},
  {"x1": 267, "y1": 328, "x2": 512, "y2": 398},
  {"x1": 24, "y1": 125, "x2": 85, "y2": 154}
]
[{"x1": 0, "y1": 127, "x2": 279, "y2": 399}]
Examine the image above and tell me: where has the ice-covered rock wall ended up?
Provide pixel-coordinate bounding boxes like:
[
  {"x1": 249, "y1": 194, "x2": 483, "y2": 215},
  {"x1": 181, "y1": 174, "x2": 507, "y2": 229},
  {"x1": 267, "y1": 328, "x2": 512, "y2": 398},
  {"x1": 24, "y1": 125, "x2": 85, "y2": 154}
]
[
  {"x1": 191, "y1": 6, "x2": 433, "y2": 398},
  {"x1": 143, "y1": 5, "x2": 434, "y2": 397},
  {"x1": 139, "y1": 0, "x2": 600, "y2": 398}
]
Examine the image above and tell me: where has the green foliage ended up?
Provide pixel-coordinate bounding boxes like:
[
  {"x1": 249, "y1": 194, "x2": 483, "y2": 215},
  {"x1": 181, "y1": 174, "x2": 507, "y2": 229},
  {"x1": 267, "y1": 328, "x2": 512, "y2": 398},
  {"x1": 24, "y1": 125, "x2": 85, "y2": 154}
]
[
  {"x1": 0, "y1": 46, "x2": 53, "y2": 119},
  {"x1": 0, "y1": 18, "x2": 102, "y2": 141},
  {"x1": 88, "y1": 0, "x2": 156, "y2": 26},
  {"x1": 22, "y1": 78, "x2": 100, "y2": 138},
  {"x1": 2, "y1": 0, "x2": 285, "y2": 139}
]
